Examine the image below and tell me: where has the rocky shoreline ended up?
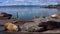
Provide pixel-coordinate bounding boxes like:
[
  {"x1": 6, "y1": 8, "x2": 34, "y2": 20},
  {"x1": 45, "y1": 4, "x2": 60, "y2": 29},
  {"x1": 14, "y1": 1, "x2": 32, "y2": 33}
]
[
  {"x1": 0, "y1": 13, "x2": 60, "y2": 34},
  {"x1": 0, "y1": 16, "x2": 59, "y2": 32},
  {"x1": 43, "y1": 5, "x2": 60, "y2": 9}
]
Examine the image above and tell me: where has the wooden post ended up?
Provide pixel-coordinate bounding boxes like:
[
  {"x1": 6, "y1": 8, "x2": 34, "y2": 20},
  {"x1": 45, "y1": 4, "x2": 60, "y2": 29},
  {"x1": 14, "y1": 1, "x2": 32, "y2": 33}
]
[{"x1": 17, "y1": 11, "x2": 18, "y2": 18}]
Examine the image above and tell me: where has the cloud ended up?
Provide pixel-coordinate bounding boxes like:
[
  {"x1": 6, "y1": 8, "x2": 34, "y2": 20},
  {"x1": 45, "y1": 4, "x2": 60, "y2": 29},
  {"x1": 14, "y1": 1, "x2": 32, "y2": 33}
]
[
  {"x1": 0, "y1": 0, "x2": 58, "y2": 6},
  {"x1": 14, "y1": 0, "x2": 25, "y2": 1}
]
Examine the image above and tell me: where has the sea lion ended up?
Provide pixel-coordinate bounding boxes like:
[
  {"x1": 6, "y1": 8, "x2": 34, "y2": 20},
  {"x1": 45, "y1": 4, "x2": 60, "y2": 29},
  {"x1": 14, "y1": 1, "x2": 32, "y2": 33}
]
[
  {"x1": 51, "y1": 14, "x2": 60, "y2": 19},
  {"x1": 1, "y1": 12, "x2": 12, "y2": 19},
  {"x1": 38, "y1": 21, "x2": 60, "y2": 30},
  {"x1": 4, "y1": 22, "x2": 20, "y2": 32}
]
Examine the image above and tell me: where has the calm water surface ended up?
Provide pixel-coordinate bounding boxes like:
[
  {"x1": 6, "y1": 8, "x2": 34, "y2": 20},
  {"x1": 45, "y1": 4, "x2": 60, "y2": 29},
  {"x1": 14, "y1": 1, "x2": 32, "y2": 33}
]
[{"x1": 0, "y1": 7, "x2": 59, "y2": 19}]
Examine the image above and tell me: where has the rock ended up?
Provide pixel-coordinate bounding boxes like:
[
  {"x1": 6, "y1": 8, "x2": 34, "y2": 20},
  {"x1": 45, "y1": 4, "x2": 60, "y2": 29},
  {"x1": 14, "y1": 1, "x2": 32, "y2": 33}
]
[
  {"x1": 20, "y1": 22, "x2": 47, "y2": 32},
  {"x1": 27, "y1": 26, "x2": 45, "y2": 32},
  {"x1": 33, "y1": 18, "x2": 44, "y2": 25},
  {"x1": 20, "y1": 22, "x2": 35, "y2": 31}
]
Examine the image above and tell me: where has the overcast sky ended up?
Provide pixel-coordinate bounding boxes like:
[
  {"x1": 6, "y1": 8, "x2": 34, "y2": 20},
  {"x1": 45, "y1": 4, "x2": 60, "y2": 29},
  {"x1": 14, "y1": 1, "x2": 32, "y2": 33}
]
[{"x1": 0, "y1": 0, "x2": 59, "y2": 6}]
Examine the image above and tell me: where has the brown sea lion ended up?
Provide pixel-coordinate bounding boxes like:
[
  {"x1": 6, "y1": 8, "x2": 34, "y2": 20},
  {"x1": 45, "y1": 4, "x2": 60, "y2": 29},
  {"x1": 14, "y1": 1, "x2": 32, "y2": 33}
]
[
  {"x1": 4, "y1": 22, "x2": 20, "y2": 32},
  {"x1": 38, "y1": 21, "x2": 60, "y2": 30},
  {"x1": 51, "y1": 14, "x2": 60, "y2": 19}
]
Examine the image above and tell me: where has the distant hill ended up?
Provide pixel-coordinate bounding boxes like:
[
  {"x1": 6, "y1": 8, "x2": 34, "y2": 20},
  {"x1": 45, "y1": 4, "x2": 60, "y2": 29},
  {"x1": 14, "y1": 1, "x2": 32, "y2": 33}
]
[
  {"x1": 0, "y1": 5, "x2": 47, "y2": 8},
  {"x1": 44, "y1": 4, "x2": 60, "y2": 8}
]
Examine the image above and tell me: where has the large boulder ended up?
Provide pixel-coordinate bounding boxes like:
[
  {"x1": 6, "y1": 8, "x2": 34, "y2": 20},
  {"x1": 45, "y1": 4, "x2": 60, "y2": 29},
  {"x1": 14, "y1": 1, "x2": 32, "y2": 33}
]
[
  {"x1": 33, "y1": 18, "x2": 44, "y2": 26},
  {"x1": 20, "y1": 22, "x2": 46, "y2": 32},
  {"x1": 26, "y1": 26, "x2": 46, "y2": 32}
]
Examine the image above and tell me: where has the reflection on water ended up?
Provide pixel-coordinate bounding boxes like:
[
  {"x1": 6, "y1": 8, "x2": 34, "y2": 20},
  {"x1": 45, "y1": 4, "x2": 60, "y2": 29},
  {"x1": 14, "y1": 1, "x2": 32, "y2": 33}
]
[{"x1": 0, "y1": 7, "x2": 59, "y2": 19}]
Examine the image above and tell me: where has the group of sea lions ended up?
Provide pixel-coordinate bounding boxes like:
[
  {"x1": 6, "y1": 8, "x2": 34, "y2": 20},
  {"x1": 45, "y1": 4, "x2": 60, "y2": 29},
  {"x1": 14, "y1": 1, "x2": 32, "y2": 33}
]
[{"x1": 1, "y1": 14, "x2": 60, "y2": 32}]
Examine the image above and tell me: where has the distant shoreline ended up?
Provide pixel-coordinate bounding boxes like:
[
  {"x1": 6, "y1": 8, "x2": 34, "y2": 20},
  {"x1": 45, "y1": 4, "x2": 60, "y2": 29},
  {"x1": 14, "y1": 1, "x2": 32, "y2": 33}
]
[
  {"x1": 0, "y1": 5, "x2": 60, "y2": 9},
  {"x1": 44, "y1": 5, "x2": 60, "y2": 8},
  {"x1": 0, "y1": 5, "x2": 47, "y2": 8}
]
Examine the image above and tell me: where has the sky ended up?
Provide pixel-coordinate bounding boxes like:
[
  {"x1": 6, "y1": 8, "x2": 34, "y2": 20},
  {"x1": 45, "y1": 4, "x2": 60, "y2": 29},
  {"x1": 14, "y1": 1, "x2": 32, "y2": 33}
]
[{"x1": 0, "y1": 0, "x2": 59, "y2": 6}]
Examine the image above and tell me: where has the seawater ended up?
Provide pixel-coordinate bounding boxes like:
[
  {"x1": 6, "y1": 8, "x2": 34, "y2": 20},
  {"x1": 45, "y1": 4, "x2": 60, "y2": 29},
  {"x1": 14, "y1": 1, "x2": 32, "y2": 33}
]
[{"x1": 0, "y1": 6, "x2": 59, "y2": 19}]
